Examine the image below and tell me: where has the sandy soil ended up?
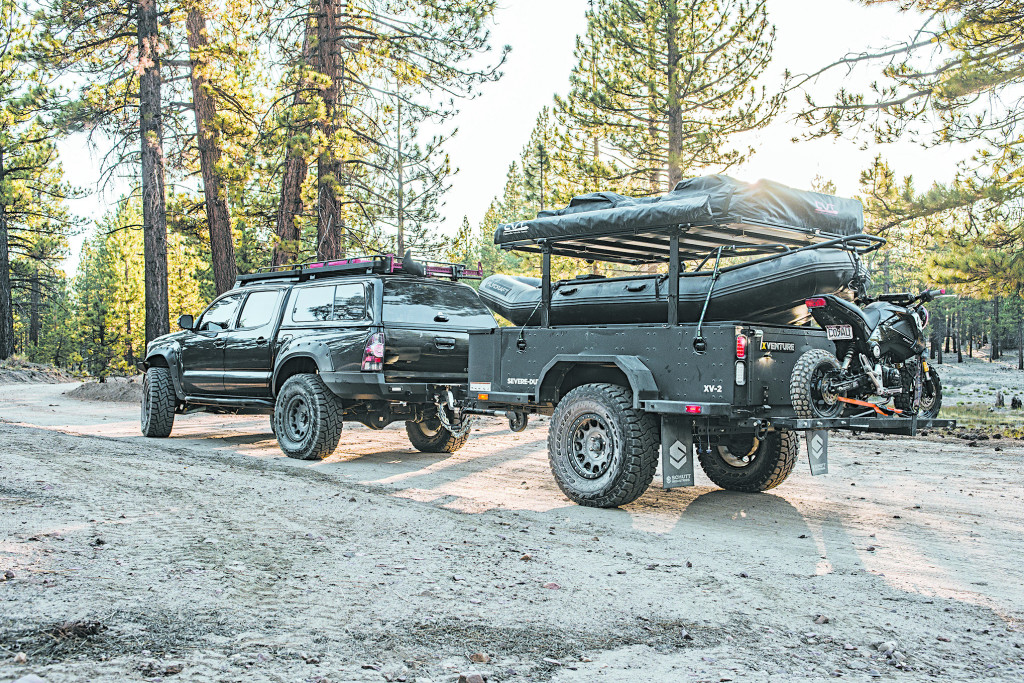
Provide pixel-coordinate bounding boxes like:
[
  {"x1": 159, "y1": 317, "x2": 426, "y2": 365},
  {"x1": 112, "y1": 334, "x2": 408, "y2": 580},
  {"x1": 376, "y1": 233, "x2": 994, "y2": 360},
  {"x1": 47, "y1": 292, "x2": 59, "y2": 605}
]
[
  {"x1": 1, "y1": 383, "x2": 1023, "y2": 683},
  {"x1": 0, "y1": 361, "x2": 76, "y2": 385}
]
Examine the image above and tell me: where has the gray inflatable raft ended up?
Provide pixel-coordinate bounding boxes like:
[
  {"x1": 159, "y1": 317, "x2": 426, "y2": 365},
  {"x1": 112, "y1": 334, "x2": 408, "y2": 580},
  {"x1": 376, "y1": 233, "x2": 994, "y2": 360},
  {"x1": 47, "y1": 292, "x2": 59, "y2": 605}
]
[{"x1": 478, "y1": 247, "x2": 859, "y2": 326}]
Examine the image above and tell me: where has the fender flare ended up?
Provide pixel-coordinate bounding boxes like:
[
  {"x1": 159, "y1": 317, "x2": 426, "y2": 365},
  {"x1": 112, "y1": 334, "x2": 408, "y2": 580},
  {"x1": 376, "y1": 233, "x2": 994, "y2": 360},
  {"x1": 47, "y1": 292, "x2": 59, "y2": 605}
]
[
  {"x1": 272, "y1": 342, "x2": 334, "y2": 395},
  {"x1": 535, "y1": 354, "x2": 659, "y2": 408},
  {"x1": 142, "y1": 342, "x2": 185, "y2": 401}
]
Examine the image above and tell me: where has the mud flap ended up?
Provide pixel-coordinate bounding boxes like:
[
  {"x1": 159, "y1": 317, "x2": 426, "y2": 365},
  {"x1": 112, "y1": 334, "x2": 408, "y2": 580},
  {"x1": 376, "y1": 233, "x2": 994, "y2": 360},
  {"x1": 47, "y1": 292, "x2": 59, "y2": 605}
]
[
  {"x1": 807, "y1": 429, "x2": 829, "y2": 476},
  {"x1": 661, "y1": 417, "x2": 694, "y2": 489}
]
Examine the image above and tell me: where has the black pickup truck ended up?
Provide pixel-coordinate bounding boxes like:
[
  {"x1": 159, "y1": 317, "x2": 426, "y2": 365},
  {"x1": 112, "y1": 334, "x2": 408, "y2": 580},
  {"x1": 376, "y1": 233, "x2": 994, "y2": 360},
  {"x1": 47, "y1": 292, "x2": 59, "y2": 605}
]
[{"x1": 139, "y1": 254, "x2": 496, "y2": 460}]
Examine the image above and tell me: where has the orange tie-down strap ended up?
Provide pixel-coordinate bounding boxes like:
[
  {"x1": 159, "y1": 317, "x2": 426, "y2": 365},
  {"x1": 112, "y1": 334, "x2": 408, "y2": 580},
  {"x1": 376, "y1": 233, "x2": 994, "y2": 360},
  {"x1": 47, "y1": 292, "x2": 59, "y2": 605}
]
[{"x1": 836, "y1": 396, "x2": 904, "y2": 416}]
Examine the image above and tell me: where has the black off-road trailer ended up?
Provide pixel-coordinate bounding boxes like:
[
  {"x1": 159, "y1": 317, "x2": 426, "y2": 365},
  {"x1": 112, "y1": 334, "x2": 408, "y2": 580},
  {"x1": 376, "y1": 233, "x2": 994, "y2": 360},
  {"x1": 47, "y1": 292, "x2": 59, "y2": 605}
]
[{"x1": 463, "y1": 176, "x2": 954, "y2": 508}]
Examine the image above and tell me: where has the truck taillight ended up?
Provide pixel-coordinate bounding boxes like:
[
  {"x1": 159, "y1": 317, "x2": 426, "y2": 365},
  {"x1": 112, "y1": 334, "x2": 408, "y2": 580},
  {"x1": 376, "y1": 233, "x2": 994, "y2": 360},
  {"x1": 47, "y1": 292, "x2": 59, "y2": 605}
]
[
  {"x1": 362, "y1": 332, "x2": 385, "y2": 372},
  {"x1": 805, "y1": 297, "x2": 826, "y2": 309},
  {"x1": 736, "y1": 334, "x2": 747, "y2": 359}
]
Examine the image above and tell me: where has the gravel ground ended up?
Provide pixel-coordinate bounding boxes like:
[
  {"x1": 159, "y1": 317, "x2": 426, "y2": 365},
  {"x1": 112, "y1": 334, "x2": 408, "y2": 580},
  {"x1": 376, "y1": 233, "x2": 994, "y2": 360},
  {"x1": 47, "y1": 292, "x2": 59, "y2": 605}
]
[{"x1": 0, "y1": 382, "x2": 1022, "y2": 683}]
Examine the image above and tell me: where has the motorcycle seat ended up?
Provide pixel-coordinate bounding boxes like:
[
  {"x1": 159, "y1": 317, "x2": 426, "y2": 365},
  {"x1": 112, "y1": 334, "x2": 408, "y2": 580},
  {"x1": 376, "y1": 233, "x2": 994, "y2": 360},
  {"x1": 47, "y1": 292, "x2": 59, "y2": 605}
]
[{"x1": 829, "y1": 296, "x2": 884, "y2": 329}]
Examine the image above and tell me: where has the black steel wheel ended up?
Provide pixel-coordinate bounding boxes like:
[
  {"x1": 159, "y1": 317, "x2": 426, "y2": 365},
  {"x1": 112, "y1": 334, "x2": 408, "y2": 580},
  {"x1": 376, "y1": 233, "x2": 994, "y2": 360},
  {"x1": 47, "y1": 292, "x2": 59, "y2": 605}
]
[
  {"x1": 405, "y1": 417, "x2": 468, "y2": 453},
  {"x1": 547, "y1": 383, "x2": 658, "y2": 508},
  {"x1": 140, "y1": 367, "x2": 176, "y2": 438},
  {"x1": 698, "y1": 430, "x2": 799, "y2": 492},
  {"x1": 273, "y1": 374, "x2": 343, "y2": 460},
  {"x1": 790, "y1": 349, "x2": 844, "y2": 419}
]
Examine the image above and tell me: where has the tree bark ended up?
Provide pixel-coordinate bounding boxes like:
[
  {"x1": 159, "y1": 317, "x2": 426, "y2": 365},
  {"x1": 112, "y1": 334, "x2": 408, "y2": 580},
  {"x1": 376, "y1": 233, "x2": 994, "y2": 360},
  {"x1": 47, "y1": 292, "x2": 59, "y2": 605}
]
[
  {"x1": 991, "y1": 296, "x2": 999, "y2": 361},
  {"x1": 396, "y1": 88, "x2": 405, "y2": 255},
  {"x1": 315, "y1": 0, "x2": 345, "y2": 260},
  {"x1": 664, "y1": 0, "x2": 683, "y2": 189},
  {"x1": 186, "y1": 7, "x2": 236, "y2": 295},
  {"x1": 29, "y1": 263, "x2": 40, "y2": 346},
  {"x1": 274, "y1": 25, "x2": 314, "y2": 267},
  {"x1": 0, "y1": 148, "x2": 14, "y2": 361},
  {"x1": 138, "y1": 0, "x2": 170, "y2": 344}
]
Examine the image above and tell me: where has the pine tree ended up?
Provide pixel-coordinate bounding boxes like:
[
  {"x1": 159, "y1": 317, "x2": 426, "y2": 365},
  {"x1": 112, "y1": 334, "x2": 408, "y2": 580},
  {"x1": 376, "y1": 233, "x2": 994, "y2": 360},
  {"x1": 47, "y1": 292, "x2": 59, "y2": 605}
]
[
  {"x1": 39, "y1": 0, "x2": 179, "y2": 343},
  {"x1": 560, "y1": 0, "x2": 781, "y2": 194},
  {"x1": 0, "y1": 0, "x2": 80, "y2": 360}
]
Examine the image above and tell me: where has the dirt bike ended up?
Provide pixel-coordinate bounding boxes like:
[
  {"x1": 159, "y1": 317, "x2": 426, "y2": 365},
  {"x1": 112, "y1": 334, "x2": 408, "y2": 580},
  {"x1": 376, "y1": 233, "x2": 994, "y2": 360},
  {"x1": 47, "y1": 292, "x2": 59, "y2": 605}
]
[{"x1": 792, "y1": 288, "x2": 945, "y2": 419}]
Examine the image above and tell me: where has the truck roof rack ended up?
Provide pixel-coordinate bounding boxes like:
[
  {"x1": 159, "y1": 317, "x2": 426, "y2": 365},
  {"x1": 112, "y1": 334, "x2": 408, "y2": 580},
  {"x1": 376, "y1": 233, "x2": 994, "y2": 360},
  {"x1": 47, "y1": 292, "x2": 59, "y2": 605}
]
[{"x1": 234, "y1": 252, "x2": 484, "y2": 287}]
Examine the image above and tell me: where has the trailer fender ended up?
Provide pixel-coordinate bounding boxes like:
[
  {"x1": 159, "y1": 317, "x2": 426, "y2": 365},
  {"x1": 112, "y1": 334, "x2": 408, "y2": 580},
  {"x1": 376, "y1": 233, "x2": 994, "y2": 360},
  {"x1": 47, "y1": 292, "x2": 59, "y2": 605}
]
[{"x1": 535, "y1": 355, "x2": 659, "y2": 409}]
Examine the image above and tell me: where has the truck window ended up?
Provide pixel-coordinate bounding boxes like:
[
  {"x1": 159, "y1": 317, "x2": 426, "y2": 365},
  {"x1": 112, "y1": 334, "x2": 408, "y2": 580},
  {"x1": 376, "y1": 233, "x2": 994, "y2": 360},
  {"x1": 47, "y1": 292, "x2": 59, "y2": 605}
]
[
  {"x1": 197, "y1": 293, "x2": 243, "y2": 332},
  {"x1": 332, "y1": 283, "x2": 367, "y2": 322},
  {"x1": 237, "y1": 290, "x2": 283, "y2": 329},
  {"x1": 382, "y1": 281, "x2": 496, "y2": 328},
  {"x1": 292, "y1": 285, "x2": 334, "y2": 322}
]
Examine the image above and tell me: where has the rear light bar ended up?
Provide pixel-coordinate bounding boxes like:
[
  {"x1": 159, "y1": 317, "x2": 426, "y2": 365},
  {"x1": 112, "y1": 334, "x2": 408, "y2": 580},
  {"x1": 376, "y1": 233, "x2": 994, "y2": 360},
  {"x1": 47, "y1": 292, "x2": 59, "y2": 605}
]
[
  {"x1": 361, "y1": 332, "x2": 386, "y2": 372},
  {"x1": 805, "y1": 297, "x2": 827, "y2": 309},
  {"x1": 735, "y1": 334, "x2": 747, "y2": 359}
]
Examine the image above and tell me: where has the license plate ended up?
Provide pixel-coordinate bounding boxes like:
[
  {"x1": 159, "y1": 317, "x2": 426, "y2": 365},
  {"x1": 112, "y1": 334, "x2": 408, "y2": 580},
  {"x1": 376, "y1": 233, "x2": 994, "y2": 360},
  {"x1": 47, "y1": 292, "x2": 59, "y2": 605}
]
[{"x1": 826, "y1": 324, "x2": 853, "y2": 340}]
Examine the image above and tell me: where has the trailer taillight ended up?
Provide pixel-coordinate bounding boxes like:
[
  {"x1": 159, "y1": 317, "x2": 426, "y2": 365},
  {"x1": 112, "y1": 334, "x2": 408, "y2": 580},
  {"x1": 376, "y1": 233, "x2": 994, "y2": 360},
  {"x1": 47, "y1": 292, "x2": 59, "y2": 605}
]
[
  {"x1": 361, "y1": 332, "x2": 385, "y2": 372},
  {"x1": 685, "y1": 405, "x2": 702, "y2": 415},
  {"x1": 734, "y1": 360, "x2": 746, "y2": 386},
  {"x1": 735, "y1": 334, "x2": 747, "y2": 359},
  {"x1": 805, "y1": 297, "x2": 826, "y2": 308}
]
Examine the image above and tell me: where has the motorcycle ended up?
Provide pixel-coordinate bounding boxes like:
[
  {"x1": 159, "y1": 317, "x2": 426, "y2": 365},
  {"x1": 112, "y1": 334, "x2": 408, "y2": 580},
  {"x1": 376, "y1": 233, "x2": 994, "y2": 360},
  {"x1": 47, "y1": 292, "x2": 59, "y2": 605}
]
[{"x1": 791, "y1": 285, "x2": 945, "y2": 420}]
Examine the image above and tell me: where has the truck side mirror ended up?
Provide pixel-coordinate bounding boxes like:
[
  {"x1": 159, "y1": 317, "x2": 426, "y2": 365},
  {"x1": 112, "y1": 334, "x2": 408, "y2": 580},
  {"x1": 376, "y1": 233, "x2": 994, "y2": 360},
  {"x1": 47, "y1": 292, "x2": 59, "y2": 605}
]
[{"x1": 178, "y1": 314, "x2": 194, "y2": 331}]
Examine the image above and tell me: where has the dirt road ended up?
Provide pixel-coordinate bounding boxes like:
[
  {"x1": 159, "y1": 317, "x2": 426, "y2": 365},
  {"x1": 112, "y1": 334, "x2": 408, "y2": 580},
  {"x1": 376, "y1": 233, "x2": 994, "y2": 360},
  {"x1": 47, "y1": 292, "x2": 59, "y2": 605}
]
[{"x1": 1, "y1": 382, "x2": 1023, "y2": 682}]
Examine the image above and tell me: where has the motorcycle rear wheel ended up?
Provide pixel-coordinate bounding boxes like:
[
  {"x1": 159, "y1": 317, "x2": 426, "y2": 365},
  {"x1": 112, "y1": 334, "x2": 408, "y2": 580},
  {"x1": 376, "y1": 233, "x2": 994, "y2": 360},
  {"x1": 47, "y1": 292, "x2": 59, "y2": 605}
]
[{"x1": 790, "y1": 349, "x2": 844, "y2": 419}]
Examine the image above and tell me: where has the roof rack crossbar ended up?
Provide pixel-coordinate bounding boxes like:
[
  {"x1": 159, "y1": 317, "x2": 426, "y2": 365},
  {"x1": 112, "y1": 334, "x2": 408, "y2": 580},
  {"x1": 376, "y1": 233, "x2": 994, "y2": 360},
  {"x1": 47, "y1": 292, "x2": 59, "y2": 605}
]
[{"x1": 234, "y1": 252, "x2": 483, "y2": 287}]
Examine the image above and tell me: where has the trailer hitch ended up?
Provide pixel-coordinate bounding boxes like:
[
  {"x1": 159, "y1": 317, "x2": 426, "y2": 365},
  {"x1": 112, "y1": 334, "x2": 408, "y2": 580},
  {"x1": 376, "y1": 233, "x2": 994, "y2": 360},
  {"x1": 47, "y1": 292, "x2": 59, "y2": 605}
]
[{"x1": 434, "y1": 389, "x2": 473, "y2": 437}]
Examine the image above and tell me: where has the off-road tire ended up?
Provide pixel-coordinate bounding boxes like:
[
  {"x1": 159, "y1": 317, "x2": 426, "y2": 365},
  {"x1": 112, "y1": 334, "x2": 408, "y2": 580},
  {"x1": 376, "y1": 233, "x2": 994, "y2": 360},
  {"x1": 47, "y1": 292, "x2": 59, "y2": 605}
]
[
  {"x1": 791, "y1": 349, "x2": 843, "y2": 419},
  {"x1": 547, "y1": 383, "x2": 658, "y2": 508},
  {"x1": 894, "y1": 366, "x2": 943, "y2": 418},
  {"x1": 698, "y1": 429, "x2": 799, "y2": 492},
  {"x1": 405, "y1": 419, "x2": 468, "y2": 453},
  {"x1": 273, "y1": 374, "x2": 343, "y2": 460},
  {"x1": 141, "y1": 367, "x2": 176, "y2": 438}
]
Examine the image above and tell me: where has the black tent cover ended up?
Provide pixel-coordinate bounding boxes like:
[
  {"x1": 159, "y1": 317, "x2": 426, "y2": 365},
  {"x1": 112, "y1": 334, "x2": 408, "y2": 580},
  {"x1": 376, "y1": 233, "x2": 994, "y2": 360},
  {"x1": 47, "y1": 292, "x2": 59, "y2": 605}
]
[{"x1": 494, "y1": 175, "x2": 864, "y2": 250}]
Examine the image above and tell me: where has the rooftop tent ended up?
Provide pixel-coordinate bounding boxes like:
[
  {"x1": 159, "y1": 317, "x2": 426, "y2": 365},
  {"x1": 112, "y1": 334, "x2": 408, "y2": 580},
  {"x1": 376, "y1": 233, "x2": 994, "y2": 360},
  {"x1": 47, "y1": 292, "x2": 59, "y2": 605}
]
[{"x1": 493, "y1": 174, "x2": 865, "y2": 264}]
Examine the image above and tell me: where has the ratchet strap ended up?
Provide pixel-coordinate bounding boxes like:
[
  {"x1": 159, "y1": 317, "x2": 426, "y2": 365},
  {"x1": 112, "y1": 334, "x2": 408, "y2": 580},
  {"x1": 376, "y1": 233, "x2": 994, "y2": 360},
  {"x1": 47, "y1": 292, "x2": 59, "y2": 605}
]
[{"x1": 836, "y1": 396, "x2": 904, "y2": 416}]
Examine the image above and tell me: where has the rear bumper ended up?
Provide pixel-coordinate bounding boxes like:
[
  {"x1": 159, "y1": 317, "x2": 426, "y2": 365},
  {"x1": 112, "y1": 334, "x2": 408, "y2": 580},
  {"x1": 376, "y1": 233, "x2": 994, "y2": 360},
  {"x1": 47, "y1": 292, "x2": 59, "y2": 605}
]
[{"x1": 319, "y1": 371, "x2": 464, "y2": 403}]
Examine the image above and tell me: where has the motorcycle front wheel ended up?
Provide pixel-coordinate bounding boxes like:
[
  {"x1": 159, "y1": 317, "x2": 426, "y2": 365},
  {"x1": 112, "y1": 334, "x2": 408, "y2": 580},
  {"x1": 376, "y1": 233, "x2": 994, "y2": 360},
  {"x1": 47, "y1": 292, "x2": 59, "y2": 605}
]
[{"x1": 895, "y1": 366, "x2": 942, "y2": 419}]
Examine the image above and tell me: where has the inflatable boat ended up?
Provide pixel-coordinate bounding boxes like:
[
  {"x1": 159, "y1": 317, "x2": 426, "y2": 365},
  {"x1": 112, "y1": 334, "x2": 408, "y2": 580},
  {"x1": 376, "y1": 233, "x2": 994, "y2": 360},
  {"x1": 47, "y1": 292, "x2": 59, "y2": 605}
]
[{"x1": 478, "y1": 247, "x2": 860, "y2": 326}]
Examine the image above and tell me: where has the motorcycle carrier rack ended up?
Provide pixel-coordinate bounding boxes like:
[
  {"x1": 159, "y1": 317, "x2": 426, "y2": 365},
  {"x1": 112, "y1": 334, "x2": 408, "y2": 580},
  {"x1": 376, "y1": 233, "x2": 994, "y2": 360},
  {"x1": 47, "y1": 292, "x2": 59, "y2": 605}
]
[{"x1": 740, "y1": 415, "x2": 955, "y2": 436}]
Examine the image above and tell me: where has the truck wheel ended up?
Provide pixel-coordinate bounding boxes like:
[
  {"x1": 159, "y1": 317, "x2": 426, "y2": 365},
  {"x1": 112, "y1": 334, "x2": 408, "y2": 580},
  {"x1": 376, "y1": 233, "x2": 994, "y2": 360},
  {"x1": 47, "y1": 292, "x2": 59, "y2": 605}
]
[
  {"x1": 273, "y1": 374, "x2": 343, "y2": 460},
  {"x1": 698, "y1": 429, "x2": 798, "y2": 492},
  {"x1": 790, "y1": 349, "x2": 843, "y2": 419},
  {"x1": 894, "y1": 366, "x2": 943, "y2": 418},
  {"x1": 547, "y1": 383, "x2": 658, "y2": 508},
  {"x1": 141, "y1": 367, "x2": 176, "y2": 438},
  {"x1": 405, "y1": 418, "x2": 468, "y2": 453}
]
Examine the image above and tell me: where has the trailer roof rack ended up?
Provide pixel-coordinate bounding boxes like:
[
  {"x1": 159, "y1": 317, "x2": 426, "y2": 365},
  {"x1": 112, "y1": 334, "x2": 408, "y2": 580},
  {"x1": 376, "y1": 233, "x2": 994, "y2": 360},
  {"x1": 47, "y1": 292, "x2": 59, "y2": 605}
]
[
  {"x1": 234, "y1": 251, "x2": 483, "y2": 287},
  {"x1": 494, "y1": 175, "x2": 880, "y2": 265}
]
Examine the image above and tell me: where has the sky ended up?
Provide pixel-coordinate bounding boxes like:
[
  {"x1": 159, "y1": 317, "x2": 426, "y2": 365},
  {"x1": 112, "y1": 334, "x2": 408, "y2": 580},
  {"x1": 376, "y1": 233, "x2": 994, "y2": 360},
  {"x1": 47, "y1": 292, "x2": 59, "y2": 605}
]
[{"x1": 59, "y1": 0, "x2": 973, "y2": 272}]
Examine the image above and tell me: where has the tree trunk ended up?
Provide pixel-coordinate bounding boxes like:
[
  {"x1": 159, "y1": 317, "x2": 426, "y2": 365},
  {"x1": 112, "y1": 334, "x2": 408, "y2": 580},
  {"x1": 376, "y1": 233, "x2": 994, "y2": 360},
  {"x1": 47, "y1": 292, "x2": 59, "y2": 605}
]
[
  {"x1": 950, "y1": 305, "x2": 958, "y2": 362},
  {"x1": 1018, "y1": 301, "x2": 1023, "y2": 371},
  {"x1": 664, "y1": 0, "x2": 683, "y2": 189},
  {"x1": 29, "y1": 263, "x2": 40, "y2": 346},
  {"x1": 138, "y1": 0, "x2": 170, "y2": 344},
  {"x1": 994, "y1": 296, "x2": 1001, "y2": 359},
  {"x1": 315, "y1": 0, "x2": 345, "y2": 260},
  {"x1": 0, "y1": 149, "x2": 14, "y2": 361},
  {"x1": 396, "y1": 88, "x2": 405, "y2": 255},
  {"x1": 274, "y1": 24, "x2": 314, "y2": 267},
  {"x1": 186, "y1": 7, "x2": 236, "y2": 295},
  {"x1": 936, "y1": 312, "x2": 943, "y2": 365}
]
